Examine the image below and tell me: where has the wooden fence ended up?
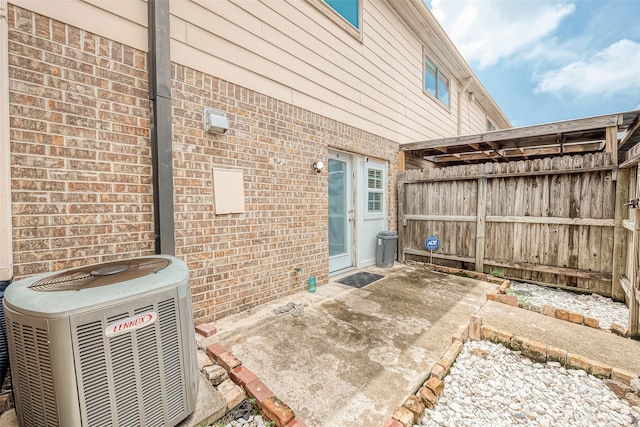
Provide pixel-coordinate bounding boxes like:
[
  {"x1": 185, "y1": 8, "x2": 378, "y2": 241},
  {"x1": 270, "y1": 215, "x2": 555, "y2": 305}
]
[
  {"x1": 617, "y1": 156, "x2": 640, "y2": 337},
  {"x1": 398, "y1": 153, "x2": 618, "y2": 296}
]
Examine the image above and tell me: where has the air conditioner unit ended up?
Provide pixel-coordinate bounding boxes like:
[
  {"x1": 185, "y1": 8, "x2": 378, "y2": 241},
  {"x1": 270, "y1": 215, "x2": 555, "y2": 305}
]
[{"x1": 3, "y1": 255, "x2": 198, "y2": 427}]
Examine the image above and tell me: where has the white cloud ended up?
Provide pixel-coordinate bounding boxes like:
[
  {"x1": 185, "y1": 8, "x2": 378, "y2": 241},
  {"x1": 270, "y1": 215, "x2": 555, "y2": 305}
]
[
  {"x1": 535, "y1": 39, "x2": 640, "y2": 97},
  {"x1": 430, "y1": 0, "x2": 575, "y2": 69}
]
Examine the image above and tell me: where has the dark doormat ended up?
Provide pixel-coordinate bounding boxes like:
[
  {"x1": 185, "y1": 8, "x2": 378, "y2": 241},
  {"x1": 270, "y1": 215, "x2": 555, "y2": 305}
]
[{"x1": 337, "y1": 272, "x2": 385, "y2": 289}]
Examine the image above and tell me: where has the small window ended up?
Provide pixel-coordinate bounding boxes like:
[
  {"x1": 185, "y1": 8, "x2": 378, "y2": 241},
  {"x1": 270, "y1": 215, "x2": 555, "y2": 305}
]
[
  {"x1": 324, "y1": 0, "x2": 360, "y2": 29},
  {"x1": 367, "y1": 168, "x2": 384, "y2": 213},
  {"x1": 486, "y1": 119, "x2": 495, "y2": 132},
  {"x1": 424, "y1": 55, "x2": 450, "y2": 107}
]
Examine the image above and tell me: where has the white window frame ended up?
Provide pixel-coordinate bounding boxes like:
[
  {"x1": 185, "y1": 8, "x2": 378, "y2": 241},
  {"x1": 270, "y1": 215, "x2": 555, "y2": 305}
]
[
  {"x1": 423, "y1": 50, "x2": 451, "y2": 109},
  {"x1": 486, "y1": 118, "x2": 495, "y2": 132},
  {"x1": 365, "y1": 166, "x2": 386, "y2": 219},
  {"x1": 307, "y1": 0, "x2": 363, "y2": 41}
]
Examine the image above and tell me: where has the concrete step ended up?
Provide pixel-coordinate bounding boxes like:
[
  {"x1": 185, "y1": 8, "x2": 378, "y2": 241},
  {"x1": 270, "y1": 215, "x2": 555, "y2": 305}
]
[
  {"x1": 178, "y1": 372, "x2": 227, "y2": 427},
  {"x1": 477, "y1": 300, "x2": 640, "y2": 373}
]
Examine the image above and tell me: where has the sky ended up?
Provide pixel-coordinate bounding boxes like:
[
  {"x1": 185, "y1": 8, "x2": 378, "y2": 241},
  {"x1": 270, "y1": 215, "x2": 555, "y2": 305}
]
[{"x1": 424, "y1": 0, "x2": 640, "y2": 127}]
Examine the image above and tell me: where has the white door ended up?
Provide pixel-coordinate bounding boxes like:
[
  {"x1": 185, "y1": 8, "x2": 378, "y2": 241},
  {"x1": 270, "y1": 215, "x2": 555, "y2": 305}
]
[
  {"x1": 356, "y1": 157, "x2": 388, "y2": 267},
  {"x1": 328, "y1": 152, "x2": 353, "y2": 273}
]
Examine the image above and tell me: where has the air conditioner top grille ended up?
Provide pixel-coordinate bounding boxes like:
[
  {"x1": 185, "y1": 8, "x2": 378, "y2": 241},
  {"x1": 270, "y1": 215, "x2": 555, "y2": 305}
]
[
  {"x1": 4, "y1": 255, "x2": 189, "y2": 318},
  {"x1": 29, "y1": 259, "x2": 171, "y2": 292}
]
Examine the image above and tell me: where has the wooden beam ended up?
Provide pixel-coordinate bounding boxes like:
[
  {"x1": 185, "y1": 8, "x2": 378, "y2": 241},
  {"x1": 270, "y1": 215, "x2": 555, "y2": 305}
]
[
  {"x1": 398, "y1": 151, "x2": 405, "y2": 171},
  {"x1": 401, "y1": 113, "x2": 621, "y2": 152},
  {"x1": 429, "y1": 152, "x2": 501, "y2": 163},
  {"x1": 425, "y1": 142, "x2": 605, "y2": 164},
  {"x1": 620, "y1": 142, "x2": 640, "y2": 168},
  {"x1": 404, "y1": 214, "x2": 477, "y2": 222},
  {"x1": 503, "y1": 276, "x2": 611, "y2": 297},
  {"x1": 409, "y1": 165, "x2": 616, "y2": 183},
  {"x1": 405, "y1": 252, "x2": 613, "y2": 282},
  {"x1": 623, "y1": 219, "x2": 635, "y2": 232},
  {"x1": 403, "y1": 248, "x2": 474, "y2": 264},
  {"x1": 619, "y1": 114, "x2": 640, "y2": 149},
  {"x1": 630, "y1": 167, "x2": 640, "y2": 338},
  {"x1": 606, "y1": 126, "x2": 618, "y2": 180},
  {"x1": 606, "y1": 126, "x2": 618, "y2": 165},
  {"x1": 475, "y1": 177, "x2": 487, "y2": 273},
  {"x1": 486, "y1": 216, "x2": 614, "y2": 227},
  {"x1": 404, "y1": 214, "x2": 613, "y2": 227},
  {"x1": 397, "y1": 182, "x2": 406, "y2": 262},
  {"x1": 483, "y1": 259, "x2": 612, "y2": 282},
  {"x1": 621, "y1": 275, "x2": 631, "y2": 298},
  {"x1": 612, "y1": 168, "x2": 629, "y2": 301}
]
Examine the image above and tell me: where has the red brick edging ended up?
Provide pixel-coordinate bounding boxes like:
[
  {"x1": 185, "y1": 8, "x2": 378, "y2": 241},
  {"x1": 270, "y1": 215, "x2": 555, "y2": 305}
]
[
  {"x1": 383, "y1": 314, "x2": 640, "y2": 427},
  {"x1": 194, "y1": 329, "x2": 306, "y2": 427},
  {"x1": 383, "y1": 324, "x2": 469, "y2": 427},
  {"x1": 487, "y1": 283, "x2": 631, "y2": 337}
]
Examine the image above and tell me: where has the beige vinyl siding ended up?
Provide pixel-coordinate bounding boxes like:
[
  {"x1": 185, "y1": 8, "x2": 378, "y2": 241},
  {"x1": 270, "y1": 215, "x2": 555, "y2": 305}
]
[
  {"x1": 461, "y1": 95, "x2": 496, "y2": 135},
  {"x1": 10, "y1": 0, "x2": 147, "y2": 50},
  {"x1": 12, "y1": 0, "x2": 489, "y2": 141}
]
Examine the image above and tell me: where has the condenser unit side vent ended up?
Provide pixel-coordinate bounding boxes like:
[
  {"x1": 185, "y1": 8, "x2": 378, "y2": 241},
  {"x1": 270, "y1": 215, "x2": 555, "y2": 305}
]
[
  {"x1": 76, "y1": 320, "x2": 112, "y2": 427},
  {"x1": 8, "y1": 322, "x2": 59, "y2": 426},
  {"x1": 159, "y1": 297, "x2": 186, "y2": 421},
  {"x1": 135, "y1": 305, "x2": 164, "y2": 426}
]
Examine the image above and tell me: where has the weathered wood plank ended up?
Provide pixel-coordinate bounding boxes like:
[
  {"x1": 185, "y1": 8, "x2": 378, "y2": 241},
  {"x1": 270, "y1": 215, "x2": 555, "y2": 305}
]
[
  {"x1": 401, "y1": 114, "x2": 620, "y2": 152},
  {"x1": 483, "y1": 259, "x2": 612, "y2": 281},
  {"x1": 485, "y1": 216, "x2": 614, "y2": 227},
  {"x1": 476, "y1": 177, "x2": 487, "y2": 272},
  {"x1": 605, "y1": 125, "x2": 618, "y2": 169},
  {"x1": 590, "y1": 171, "x2": 605, "y2": 286},
  {"x1": 404, "y1": 214, "x2": 477, "y2": 222},
  {"x1": 404, "y1": 248, "x2": 474, "y2": 263},
  {"x1": 397, "y1": 181, "x2": 406, "y2": 262},
  {"x1": 612, "y1": 168, "x2": 629, "y2": 301},
  {"x1": 503, "y1": 276, "x2": 612, "y2": 296},
  {"x1": 416, "y1": 165, "x2": 615, "y2": 183},
  {"x1": 620, "y1": 275, "x2": 631, "y2": 298},
  {"x1": 630, "y1": 167, "x2": 640, "y2": 338}
]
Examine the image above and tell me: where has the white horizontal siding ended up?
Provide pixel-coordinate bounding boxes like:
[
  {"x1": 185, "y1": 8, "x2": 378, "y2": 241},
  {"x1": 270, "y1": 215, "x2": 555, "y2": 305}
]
[
  {"x1": 12, "y1": 0, "x2": 497, "y2": 142},
  {"x1": 462, "y1": 97, "x2": 491, "y2": 135}
]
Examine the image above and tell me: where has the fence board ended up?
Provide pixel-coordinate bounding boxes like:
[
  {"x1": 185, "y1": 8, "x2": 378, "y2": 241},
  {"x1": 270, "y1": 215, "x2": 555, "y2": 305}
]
[{"x1": 398, "y1": 153, "x2": 616, "y2": 296}]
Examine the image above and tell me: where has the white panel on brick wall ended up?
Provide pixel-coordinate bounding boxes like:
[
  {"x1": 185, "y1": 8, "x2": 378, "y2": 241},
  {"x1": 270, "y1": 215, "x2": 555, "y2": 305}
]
[{"x1": 212, "y1": 167, "x2": 245, "y2": 215}]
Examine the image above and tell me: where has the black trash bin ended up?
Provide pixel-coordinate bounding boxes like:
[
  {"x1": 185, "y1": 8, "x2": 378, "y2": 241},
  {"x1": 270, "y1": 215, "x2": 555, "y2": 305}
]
[{"x1": 376, "y1": 230, "x2": 398, "y2": 268}]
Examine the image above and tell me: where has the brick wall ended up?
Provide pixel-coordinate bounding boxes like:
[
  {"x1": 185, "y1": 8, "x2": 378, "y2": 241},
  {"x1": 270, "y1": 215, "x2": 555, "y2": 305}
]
[
  {"x1": 171, "y1": 63, "x2": 398, "y2": 322},
  {"x1": 8, "y1": 5, "x2": 399, "y2": 323},
  {"x1": 8, "y1": 5, "x2": 154, "y2": 277}
]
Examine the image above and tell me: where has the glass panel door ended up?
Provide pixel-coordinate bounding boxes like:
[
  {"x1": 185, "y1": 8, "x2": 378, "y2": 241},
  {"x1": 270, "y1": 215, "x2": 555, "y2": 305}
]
[{"x1": 328, "y1": 154, "x2": 352, "y2": 272}]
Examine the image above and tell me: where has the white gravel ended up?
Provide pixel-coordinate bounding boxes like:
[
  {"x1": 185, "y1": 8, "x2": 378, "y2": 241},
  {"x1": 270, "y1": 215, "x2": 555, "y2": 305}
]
[
  {"x1": 417, "y1": 340, "x2": 640, "y2": 427},
  {"x1": 509, "y1": 281, "x2": 629, "y2": 330}
]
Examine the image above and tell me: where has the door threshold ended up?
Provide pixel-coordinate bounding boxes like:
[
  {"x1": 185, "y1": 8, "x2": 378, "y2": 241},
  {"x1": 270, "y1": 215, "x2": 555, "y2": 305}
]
[{"x1": 329, "y1": 266, "x2": 355, "y2": 278}]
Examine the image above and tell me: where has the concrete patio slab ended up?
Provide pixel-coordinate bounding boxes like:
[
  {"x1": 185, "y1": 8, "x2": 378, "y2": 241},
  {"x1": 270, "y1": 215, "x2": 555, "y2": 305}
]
[{"x1": 208, "y1": 265, "x2": 496, "y2": 427}]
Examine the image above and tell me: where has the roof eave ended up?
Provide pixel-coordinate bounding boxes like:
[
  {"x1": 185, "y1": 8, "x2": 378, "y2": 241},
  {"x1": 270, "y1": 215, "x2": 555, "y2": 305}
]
[{"x1": 386, "y1": 0, "x2": 511, "y2": 129}]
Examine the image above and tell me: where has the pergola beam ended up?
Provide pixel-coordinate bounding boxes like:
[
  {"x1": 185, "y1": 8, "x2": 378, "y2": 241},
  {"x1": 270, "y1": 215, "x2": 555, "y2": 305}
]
[{"x1": 401, "y1": 113, "x2": 621, "y2": 152}]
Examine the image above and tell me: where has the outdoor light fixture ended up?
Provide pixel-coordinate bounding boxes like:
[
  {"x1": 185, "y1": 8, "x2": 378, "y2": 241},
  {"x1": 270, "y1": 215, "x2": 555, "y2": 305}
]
[
  {"x1": 312, "y1": 161, "x2": 324, "y2": 174},
  {"x1": 203, "y1": 107, "x2": 229, "y2": 135}
]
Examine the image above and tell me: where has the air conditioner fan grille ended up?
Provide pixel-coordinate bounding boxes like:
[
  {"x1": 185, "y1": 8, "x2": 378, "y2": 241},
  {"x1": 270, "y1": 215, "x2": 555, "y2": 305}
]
[{"x1": 28, "y1": 258, "x2": 171, "y2": 292}]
